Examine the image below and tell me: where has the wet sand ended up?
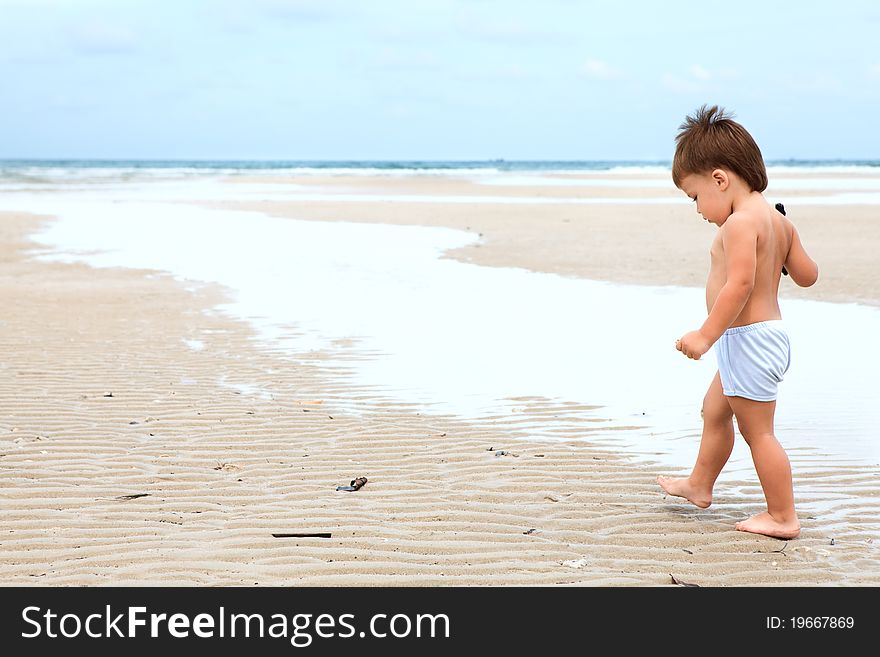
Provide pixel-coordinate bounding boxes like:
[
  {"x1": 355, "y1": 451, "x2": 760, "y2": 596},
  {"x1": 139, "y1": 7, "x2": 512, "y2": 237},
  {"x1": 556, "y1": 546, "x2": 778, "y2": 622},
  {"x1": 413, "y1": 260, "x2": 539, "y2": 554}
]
[
  {"x1": 214, "y1": 174, "x2": 880, "y2": 307},
  {"x1": 2, "y1": 173, "x2": 879, "y2": 585}
]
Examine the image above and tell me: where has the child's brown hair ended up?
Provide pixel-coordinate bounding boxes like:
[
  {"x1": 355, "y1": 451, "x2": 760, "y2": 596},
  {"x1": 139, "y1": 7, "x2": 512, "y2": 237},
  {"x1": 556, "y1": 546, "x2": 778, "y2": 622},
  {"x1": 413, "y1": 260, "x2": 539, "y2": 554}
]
[{"x1": 672, "y1": 105, "x2": 768, "y2": 192}]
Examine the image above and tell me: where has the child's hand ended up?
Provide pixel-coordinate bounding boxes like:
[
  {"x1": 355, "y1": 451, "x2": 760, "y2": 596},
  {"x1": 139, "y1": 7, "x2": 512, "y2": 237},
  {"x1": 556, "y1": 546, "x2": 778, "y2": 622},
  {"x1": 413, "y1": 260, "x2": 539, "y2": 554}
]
[{"x1": 675, "y1": 330, "x2": 712, "y2": 360}]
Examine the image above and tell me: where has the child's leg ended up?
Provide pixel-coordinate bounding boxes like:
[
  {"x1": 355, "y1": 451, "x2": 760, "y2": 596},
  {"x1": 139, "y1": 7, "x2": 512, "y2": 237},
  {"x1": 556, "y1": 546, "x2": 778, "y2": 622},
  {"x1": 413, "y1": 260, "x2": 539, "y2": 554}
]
[
  {"x1": 727, "y1": 396, "x2": 800, "y2": 539},
  {"x1": 658, "y1": 371, "x2": 733, "y2": 508}
]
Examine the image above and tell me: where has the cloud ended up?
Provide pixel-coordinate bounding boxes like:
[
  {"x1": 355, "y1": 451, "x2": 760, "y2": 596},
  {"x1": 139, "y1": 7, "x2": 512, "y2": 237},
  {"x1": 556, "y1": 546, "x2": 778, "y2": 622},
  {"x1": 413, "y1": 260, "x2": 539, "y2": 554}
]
[
  {"x1": 661, "y1": 73, "x2": 700, "y2": 93},
  {"x1": 70, "y1": 21, "x2": 137, "y2": 54},
  {"x1": 579, "y1": 59, "x2": 621, "y2": 80},
  {"x1": 689, "y1": 65, "x2": 711, "y2": 81},
  {"x1": 371, "y1": 46, "x2": 442, "y2": 72},
  {"x1": 494, "y1": 64, "x2": 530, "y2": 80},
  {"x1": 661, "y1": 65, "x2": 738, "y2": 92},
  {"x1": 253, "y1": 0, "x2": 348, "y2": 22},
  {"x1": 458, "y1": 19, "x2": 528, "y2": 41},
  {"x1": 779, "y1": 72, "x2": 841, "y2": 93},
  {"x1": 454, "y1": 16, "x2": 575, "y2": 45},
  {"x1": 386, "y1": 102, "x2": 415, "y2": 119},
  {"x1": 211, "y1": 0, "x2": 353, "y2": 33}
]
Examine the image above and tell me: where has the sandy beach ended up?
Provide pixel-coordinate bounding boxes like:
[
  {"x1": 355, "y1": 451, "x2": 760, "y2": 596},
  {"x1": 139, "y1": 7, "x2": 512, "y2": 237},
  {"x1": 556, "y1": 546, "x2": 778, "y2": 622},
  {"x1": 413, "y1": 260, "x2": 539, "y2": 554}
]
[{"x1": 2, "y1": 171, "x2": 879, "y2": 586}]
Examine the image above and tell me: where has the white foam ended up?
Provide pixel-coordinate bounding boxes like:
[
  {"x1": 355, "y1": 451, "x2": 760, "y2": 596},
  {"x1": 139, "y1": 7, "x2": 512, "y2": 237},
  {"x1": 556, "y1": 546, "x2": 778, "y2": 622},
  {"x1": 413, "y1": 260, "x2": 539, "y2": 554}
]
[
  {"x1": 768, "y1": 165, "x2": 880, "y2": 175},
  {"x1": 7, "y1": 170, "x2": 880, "y2": 206},
  {"x1": 767, "y1": 178, "x2": 880, "y2": 191},
  {"x1": 475, "y1": 175, "x2": 675, "y2": 188}
]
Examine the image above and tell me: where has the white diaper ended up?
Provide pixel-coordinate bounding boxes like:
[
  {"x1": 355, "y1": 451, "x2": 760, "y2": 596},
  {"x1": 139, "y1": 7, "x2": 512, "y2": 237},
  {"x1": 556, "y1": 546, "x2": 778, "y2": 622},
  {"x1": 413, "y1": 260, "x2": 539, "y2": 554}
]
[{"x1": 715, "y1": 320, "x2": 791, "y2": 402}]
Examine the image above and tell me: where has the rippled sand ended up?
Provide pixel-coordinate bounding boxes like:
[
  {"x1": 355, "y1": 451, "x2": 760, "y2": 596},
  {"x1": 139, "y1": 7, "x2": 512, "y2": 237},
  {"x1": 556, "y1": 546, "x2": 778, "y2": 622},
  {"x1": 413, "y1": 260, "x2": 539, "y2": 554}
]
[{"x1": 2, "y1": 175, "x2": 879, "y2": 585}]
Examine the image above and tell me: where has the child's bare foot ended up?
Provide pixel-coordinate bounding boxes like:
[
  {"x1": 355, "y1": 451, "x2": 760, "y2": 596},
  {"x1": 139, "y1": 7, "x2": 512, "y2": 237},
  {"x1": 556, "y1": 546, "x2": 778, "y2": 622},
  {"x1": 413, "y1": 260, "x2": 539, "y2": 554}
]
[
  {"x1": 735, "y1": 512, "x2": 800, "y2": 539},
  {"x1": 657, "y1": 476, "x2": 712, "y2": 508}
]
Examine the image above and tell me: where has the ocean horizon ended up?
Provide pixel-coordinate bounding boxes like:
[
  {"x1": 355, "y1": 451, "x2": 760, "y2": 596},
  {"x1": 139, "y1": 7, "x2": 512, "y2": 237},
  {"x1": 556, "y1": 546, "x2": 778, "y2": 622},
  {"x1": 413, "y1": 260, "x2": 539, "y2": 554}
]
[{"x1": 2, "y1": 158, "x2": 880, "y2": 174}]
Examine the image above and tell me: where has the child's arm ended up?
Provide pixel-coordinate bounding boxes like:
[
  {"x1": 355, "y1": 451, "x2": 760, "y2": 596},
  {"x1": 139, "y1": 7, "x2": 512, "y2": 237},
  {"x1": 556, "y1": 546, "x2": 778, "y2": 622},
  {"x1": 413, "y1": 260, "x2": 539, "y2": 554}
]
[
  {"x1": 676, "y1": 214, "x2": 755, "y2": 359},
  {"x1": 783, "y1": 217, "x2": 819, "y2": 287},
  {"x1": 700, "y1": 214, "x2": 757, "y2": 341}
]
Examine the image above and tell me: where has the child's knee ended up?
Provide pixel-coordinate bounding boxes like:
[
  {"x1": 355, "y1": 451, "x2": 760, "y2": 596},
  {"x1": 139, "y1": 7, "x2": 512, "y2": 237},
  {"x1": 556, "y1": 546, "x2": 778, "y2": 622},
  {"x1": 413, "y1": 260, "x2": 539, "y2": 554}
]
[
  {"x1": 740, "y1": 429, "x2": 776, "y2": 446},
  {"x1": 702, "y1": 396, "x2": 732, "y2": 425}
]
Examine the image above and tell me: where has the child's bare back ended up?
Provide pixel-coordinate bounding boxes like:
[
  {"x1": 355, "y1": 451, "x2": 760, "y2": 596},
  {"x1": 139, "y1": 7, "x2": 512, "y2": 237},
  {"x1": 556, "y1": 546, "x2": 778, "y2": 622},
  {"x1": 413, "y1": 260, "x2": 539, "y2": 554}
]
[
  {"x1": 708, "y1": 199, "x2": 784, "y2": 326},
  {"x1": 708, "y1": 200, "x2": 817, "y2": 327}
]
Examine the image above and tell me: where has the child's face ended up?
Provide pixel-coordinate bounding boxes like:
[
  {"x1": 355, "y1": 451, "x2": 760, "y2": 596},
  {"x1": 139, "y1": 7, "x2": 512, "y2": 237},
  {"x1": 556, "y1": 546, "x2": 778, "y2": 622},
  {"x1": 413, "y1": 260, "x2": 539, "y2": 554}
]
[{"x1": 679, "y1": 171, "x2": 731, "y2": 226}]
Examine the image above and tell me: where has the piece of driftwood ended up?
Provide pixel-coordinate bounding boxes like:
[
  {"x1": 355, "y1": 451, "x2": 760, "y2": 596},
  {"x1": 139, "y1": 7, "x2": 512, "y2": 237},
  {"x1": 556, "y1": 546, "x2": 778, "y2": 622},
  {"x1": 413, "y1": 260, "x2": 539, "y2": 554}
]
[
  {"x1": 670, "y1": 574, "x2": 700, "y2": 587},
  {"x1": 272, "y1": 533, "x2": 332, "y2": 539}
]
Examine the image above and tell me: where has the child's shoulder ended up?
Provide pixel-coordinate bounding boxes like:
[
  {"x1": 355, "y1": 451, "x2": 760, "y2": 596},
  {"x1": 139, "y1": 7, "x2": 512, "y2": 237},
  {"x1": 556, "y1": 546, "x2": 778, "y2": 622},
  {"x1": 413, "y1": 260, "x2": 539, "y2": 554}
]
[
  {"x1": 722, "y1": 210, "x2": 762, "y2": 237},
  {"x1": 723, "y1": 200, "x2": 774, "y2": 234},
  {"x1": 728, "y1": 203, "x2": 767, "y2": 223}
]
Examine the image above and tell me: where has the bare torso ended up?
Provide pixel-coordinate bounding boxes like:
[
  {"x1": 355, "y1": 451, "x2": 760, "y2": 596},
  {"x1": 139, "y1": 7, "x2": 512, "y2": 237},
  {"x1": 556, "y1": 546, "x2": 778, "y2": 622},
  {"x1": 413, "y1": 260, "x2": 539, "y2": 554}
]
[{"x1": 706, "y1": 200, "x2": 792, "y2": 326}]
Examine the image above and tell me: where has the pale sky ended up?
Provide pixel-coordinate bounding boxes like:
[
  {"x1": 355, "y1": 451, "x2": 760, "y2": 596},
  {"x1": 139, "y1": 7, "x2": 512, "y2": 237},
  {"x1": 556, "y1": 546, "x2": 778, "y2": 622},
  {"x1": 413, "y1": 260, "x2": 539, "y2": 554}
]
[{"x1": 1, "y1": 0, "x2": 878, "y2": 160}]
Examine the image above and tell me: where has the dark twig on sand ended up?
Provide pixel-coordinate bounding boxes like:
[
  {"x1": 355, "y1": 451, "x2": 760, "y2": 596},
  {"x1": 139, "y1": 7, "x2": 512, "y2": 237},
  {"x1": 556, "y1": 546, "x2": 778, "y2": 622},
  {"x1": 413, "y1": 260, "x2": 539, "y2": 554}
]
[{"x1": 670, "y1": 574, "x2": 700, "y2": 587}]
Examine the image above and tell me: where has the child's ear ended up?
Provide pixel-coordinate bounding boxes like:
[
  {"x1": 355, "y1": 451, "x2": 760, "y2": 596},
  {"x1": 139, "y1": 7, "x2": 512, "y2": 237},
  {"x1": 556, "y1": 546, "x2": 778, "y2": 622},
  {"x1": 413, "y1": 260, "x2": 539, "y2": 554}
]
[{"x1": 711, "y1": 169, "x2": 729, "y2": 190}]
